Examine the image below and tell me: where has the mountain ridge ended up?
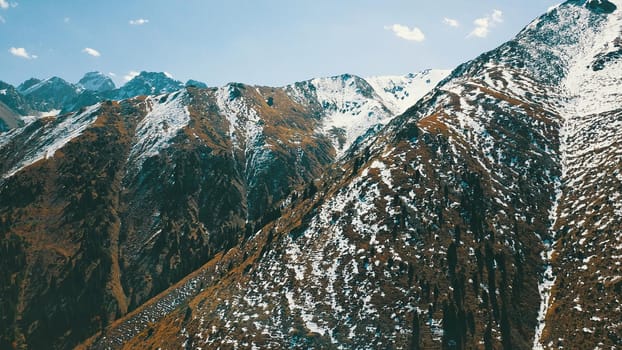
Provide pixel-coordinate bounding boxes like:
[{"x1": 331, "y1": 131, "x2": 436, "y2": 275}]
[{"x1": 0, "y1": 70, "x2": 448, "y2": 133}]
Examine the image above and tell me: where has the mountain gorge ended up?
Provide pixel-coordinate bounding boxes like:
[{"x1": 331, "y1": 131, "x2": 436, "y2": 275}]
[{"x1": 1, "y1": 0, "x2": 621, "y2": 349}]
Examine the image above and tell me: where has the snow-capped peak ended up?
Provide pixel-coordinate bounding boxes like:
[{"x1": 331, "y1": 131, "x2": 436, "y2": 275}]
[
  {"x1": 77, "y1": 71, "x2": 116, "y2": 93},
  {"x1": 285, "y1": 70, "x2": 450, "y2": 157},
  {"x1": 116, "y1": 71, "x2": 184, "y2": 99}
]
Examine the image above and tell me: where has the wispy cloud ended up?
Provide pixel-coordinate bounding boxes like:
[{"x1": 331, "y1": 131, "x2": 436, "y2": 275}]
[
  {"x1": 64, "y1": 17, "x2": 70, "y2": 23},
  {"x1": 124, "y1": 70, "x2": 139, "y2": 81},
  {"x1": 129, "y1": 18, "x2": 149, "y2": 25},
  {"x1": 82, "y1": 47, "x2": 101, "y2": 57},
  {"x1": 468, "y1": 9, "x2": 503, "y2": 38},
  {"x1": 9, "y1": 47, "x2": 35, "y2": 59},
  {"x1": 443, "y1": 17, "x2": 459, "y2": 28},
  {"x1": 384, "y1": 24, "x2": 425, "y2": 42},
  {"x1": 0, "y1": 0, "x2": 16, "y2": 23},
  {"x1": 491, "y1": 9, "x2": 503, "y2": 23}
]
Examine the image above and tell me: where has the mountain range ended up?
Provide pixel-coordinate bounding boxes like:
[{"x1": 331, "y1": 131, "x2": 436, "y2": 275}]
[
  {"x1": 1, "y1": 71, "x2": 197, "y2": 122},
  {"x1": 1, "y1": 0, "x2": 621, "y2": 349},
  {"x1": 0, "y1": 68, "x2": 448, "y2": 349}
]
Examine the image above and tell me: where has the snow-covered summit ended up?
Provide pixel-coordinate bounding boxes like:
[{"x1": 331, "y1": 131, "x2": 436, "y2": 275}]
[
  {"x1": 77, "y1": 71, "x2": 116, "y2": 93},
  {"x1": 116, "y1": 71, "x2": 184, "y2": 99},
  {"x1": 285, "y1": 70, "x2": 450, "y2": 156}
]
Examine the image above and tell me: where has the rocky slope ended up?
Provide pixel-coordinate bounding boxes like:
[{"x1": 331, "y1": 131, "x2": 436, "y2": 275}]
[
  {"x1": 83, "y1": 1, "x2": 621, "y2": 349},
  {"x1": 0, "y1": 69, "x2": 447, "y2": 349}
]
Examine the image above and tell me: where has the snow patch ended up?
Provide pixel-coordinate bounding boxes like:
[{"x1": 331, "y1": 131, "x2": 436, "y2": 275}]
[
  {"x1": 311, "y1": 75, "x2": 392, "y2": 157},
  {"x1": 2, "y1": 104, "x2": 101, "y2": 179},
  {"x1": 365, "y1": 69, "x2": 450, "y2": 115},
  {"x1": 129, "y1": 90, "x2": 190, "y2": 167}
]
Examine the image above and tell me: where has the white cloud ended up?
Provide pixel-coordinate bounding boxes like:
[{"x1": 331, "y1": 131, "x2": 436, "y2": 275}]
[
  {"x1": 0, "y1": 0, "x2": 16, "y2": 9},
  {"x1": 443, "y1": 17, "x2": 459, "y2": 28},
  {"x1": 491, "y1": 10, "x2": 503, "y2": 24},
  {"x1": 385, "y1": 24, "x2": 425, "y2": 42},
  {"x1": 64, "y1": 17, "x2": 70, "y2": 23},
  {"x1": 124, "y1": 70, "x2": 139, "y2": 81},
  {"x1": 82, "y1": 47, "x2": 101, "y2": 57},
  {"x1": 468, "y1": 9, "x2": 503, "y2": 38},
  {"x1": 9, "y1": 47, "x2": 34, "y2": 59},
  {"x1": 129, "y1": 18, "x2": 149, "y2": 25},
  {"x1": 470, "y1": 17, "x2": 490, "y2": 38}
]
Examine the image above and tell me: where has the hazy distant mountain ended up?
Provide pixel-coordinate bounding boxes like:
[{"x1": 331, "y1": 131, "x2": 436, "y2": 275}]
[
  {"x1": 0, "y1": 80, "x2": 29, "y2": 116},
  {"x1": 114, "y1": 71, "x2": 185, "y2": 99},
  {"x1": 16, "y1": 78, "x2": 42, "y2": 93},
  {"x1": 77, "y1": 71, "x2": 116, "y2": 93},
  {"x1": 17, "y1": 76, "x2": 82, "y2": 112},
  {"x1": 185, "y1": 79, "x2": 208, "y2": 88}
]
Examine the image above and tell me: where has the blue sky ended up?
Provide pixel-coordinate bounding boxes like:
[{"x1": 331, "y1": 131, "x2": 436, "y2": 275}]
[{"x1": 1, "y1": 0, "x2": 560, "y2": 87}]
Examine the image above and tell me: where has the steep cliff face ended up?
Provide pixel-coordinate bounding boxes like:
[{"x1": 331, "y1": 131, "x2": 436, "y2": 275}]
[{"x1": 88, "y1": 1, "x2": 622, "y2": 349}]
